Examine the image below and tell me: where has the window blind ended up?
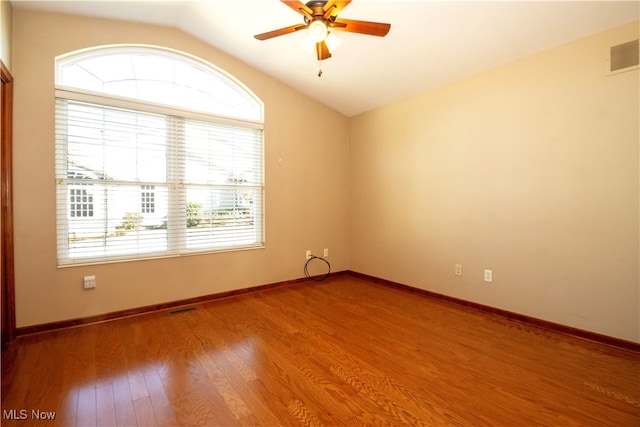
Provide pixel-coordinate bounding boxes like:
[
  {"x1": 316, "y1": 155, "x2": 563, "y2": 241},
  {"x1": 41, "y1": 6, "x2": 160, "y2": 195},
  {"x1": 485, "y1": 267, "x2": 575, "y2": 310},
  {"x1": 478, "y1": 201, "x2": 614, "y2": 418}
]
[{"x1": 55, "y1": 98, "x2": 264, "y2": 265}]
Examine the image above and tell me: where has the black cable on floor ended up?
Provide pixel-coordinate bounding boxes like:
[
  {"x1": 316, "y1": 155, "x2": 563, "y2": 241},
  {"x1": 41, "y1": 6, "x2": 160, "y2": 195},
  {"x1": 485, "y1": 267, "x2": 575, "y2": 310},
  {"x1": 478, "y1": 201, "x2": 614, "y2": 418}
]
[{"x1": 304, "y1": 255, "x2": 331, "y2": 281}]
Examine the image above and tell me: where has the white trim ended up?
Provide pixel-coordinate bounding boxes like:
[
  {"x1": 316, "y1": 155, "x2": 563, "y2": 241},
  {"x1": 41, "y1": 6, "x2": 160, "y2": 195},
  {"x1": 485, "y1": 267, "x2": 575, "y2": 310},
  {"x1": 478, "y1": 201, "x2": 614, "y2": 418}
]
[{"x1": 56, "y1": 244, "x2": 267, "y2": 269}]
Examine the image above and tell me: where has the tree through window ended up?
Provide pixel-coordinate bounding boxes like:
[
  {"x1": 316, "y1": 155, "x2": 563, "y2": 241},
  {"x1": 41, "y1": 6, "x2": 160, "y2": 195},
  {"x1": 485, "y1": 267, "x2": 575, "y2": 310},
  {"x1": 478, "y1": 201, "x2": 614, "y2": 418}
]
[{"x1": 55, "y1": 46, "x2": 264, "y2": 265}]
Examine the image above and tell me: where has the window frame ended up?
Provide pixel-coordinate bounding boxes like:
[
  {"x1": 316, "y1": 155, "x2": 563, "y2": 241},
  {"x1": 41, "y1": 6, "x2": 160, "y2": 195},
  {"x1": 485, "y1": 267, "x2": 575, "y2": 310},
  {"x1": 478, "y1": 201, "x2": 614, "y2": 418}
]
[{"x1": 54, "y1": 46, "x2": 265, "y2": 266}]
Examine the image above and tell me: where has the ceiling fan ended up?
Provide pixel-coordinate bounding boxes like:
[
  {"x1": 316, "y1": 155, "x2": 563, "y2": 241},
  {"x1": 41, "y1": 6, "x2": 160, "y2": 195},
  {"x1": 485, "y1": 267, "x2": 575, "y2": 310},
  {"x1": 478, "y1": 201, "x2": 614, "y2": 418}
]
[{"x1": 254, "y1": 0, "x2": 390, "y2": 70}]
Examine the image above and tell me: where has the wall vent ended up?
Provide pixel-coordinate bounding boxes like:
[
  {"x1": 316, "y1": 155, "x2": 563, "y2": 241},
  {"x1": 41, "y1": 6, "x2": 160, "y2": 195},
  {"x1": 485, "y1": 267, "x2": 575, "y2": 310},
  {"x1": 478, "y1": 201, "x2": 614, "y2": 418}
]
[
  {"x1": 608, "y1": 39, "x2": 639, "y2": 74},
  {"x1": 168, "y1": 306, "x2": 197, "y2": 315}
]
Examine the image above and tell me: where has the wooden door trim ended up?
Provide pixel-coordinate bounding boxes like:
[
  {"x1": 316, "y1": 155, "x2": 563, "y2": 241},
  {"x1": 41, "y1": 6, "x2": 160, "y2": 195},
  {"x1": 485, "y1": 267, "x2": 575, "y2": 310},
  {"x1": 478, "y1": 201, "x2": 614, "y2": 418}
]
[{"x1": 1, "y1": 59, "x2": 16, "y2": 348}]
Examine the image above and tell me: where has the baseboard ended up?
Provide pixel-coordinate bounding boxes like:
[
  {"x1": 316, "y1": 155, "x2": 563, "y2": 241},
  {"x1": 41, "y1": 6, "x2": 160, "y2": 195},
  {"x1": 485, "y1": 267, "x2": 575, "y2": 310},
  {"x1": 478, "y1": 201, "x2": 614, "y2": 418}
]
[
  {"x1": 16, "y1": 271, "x2": 346, "y2": 336},
  {"x1": 347, "y1": 270, "x2": 640, "y2": 353}
]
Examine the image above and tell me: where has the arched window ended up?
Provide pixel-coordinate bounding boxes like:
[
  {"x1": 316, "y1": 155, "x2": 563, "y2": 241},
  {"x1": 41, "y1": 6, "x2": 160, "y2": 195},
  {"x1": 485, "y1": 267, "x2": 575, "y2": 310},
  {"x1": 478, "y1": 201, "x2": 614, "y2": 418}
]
[{"x1": 55, "y1": 45, "x2": 264, "y2": 265}]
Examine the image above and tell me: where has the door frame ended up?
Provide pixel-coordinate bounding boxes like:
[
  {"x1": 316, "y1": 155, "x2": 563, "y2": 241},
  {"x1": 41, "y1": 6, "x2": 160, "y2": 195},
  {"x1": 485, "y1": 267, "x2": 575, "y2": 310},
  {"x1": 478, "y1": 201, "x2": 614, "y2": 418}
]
[{"x1": 1, "y1": 59, "x2": 16, "y2": 349}]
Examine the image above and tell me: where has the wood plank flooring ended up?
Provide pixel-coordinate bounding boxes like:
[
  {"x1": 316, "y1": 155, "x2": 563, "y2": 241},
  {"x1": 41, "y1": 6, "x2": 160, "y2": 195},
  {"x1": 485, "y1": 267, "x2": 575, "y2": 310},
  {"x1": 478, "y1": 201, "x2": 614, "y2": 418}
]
[{"x1": 2, "y1": 275, "x2": 639, "y2": 426}]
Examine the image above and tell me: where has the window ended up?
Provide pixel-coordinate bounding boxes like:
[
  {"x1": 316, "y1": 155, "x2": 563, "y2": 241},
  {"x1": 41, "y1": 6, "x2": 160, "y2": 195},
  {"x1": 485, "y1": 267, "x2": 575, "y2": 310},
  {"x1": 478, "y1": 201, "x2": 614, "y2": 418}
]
[{"x1": 55, "y1": 46, "x2": 264, "y2": 265}]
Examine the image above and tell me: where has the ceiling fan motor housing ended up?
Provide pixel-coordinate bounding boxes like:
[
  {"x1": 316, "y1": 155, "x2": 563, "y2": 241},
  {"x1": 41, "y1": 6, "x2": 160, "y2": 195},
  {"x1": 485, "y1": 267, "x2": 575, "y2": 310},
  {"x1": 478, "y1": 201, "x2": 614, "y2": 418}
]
[
  {"x1": 306, "y1": 1, "x2": 330, "y2": 10},
  {"x1": 303, "y1": 0, "x2": 336, "y2": 24}
]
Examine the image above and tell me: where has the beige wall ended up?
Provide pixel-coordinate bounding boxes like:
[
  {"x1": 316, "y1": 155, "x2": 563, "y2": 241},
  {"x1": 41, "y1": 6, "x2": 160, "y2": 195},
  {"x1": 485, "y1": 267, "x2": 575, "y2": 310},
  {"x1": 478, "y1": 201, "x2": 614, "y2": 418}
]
[
  {"x1": 12, "y1": 10, "x2": 350, "y2": 327},
  {"x1": 350, "y1": 21, "x2": 639, "y2": 342},
  {"x1": 0, "y1": 0, "x2": 11, "y2": 69}
]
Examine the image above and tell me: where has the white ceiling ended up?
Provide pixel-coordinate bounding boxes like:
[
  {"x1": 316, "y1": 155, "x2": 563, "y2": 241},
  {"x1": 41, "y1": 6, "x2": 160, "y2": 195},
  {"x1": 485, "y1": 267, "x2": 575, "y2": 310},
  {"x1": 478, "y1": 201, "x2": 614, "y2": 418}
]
[{"x1": 11, "y1": 0, "x2": 640, "y2": 116}]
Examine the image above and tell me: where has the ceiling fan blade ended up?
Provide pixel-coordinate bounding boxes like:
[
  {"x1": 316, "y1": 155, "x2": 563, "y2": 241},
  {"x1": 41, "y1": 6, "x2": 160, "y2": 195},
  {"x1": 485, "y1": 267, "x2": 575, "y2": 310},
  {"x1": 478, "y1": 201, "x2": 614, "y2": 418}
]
[
  {"x1": 331, "y1": 18, "x2": 391, "y2": 37},
  {"x1": 316, "y1": 41, "x2": 332, "y2": 61},
  {"x1": 281, "y1": 0, "x2": 313, "y2": 18},
  {"x1": 254, "y1": 24, "x2": 308, "y2": 41},
  {"x1": 322, "y1": 0, "x2": 351, "y2": 19}
]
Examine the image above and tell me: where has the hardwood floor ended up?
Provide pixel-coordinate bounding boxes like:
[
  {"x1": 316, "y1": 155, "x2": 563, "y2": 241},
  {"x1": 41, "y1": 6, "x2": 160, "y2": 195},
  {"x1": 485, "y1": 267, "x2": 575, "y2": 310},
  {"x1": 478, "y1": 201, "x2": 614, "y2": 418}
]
[{"x1": 2, "y1": 275, "x2": 639, "y2": 426}]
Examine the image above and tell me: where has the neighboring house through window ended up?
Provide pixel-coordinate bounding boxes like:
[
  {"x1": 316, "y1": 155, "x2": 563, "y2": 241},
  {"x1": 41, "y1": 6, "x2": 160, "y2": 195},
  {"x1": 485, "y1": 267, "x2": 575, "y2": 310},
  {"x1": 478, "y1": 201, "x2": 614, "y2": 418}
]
[
  {"x1": 69, "y1": 187, "x2": 93, "y2": 218},
  {"x1": 141, "y1": 185, "x2": 155, "y2": 214},
  {"x1": 55, "y1": 45, "x2": 264, "y2": 265}
]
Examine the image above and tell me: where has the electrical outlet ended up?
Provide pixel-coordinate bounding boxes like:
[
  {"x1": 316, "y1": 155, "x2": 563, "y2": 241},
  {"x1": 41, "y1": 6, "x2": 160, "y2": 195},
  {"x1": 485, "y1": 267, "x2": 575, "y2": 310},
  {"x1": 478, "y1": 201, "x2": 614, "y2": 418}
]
[
  {"x1": 306, "y1": 250, "x2": 312, "y2": 260},
  {"x1": 83, "y1": 275, "x2": 96, "y2": 289},
  {"x1": 484, "y1": 269, "x2": 493, "y2": 283},
  {"x1": 323, "y1": 248, "x2": 329, "y2": 257},
  {"x1": 455, "y1": 264, "x2": 462, "y2": 276}
]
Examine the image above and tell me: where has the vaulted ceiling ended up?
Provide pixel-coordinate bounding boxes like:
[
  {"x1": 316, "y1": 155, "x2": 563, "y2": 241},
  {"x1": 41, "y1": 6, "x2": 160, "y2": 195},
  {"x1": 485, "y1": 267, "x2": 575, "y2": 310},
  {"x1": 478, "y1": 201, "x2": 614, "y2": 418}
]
[{"x1": 11, "y1": 0, "x2": 639, "y2": 116}]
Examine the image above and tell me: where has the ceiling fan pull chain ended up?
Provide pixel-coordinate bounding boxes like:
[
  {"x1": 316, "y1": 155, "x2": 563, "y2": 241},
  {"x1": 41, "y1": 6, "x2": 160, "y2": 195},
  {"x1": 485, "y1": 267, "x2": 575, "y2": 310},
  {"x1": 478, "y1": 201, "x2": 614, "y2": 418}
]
[{"x1": 318, "y1": 60, "x2": 323, "y2": 77}]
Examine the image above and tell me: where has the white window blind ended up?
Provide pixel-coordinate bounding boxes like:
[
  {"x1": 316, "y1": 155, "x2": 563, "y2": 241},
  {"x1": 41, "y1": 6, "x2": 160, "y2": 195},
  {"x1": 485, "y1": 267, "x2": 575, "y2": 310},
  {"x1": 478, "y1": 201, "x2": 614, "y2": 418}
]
[
  {"x1": 55, "y1": 97, "x2": 263, "y2": 265},
  {"x1": 55, "y1": 46, "x2": 264, "y2": 265}
]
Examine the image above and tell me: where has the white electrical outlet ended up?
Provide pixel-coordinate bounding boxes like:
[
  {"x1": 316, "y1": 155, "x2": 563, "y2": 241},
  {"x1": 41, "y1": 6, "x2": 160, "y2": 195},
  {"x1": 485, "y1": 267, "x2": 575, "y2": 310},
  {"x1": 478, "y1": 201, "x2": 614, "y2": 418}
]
[
  {"x1": 455, "y1": 264, "x2": 462, "y2": 276},
  {"x1": 484, "y1": 269, "x2": 493, "y2": 283},
  {"x1": 306, "y1": 250, "x2": 312, "y2": 260},
  {"x1": 323, "y1": 248, "x2": 329, "y2": 257},
  {"x1": 83, "y1": 275, "x2": 96, "y2": 289}
]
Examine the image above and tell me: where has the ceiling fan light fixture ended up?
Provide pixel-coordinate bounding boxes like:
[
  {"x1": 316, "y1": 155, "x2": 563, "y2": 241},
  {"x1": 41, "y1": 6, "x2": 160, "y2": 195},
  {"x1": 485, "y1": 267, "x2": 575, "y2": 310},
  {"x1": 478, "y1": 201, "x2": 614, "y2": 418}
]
[
  {"x1": 308, "y1": 19, "x2": 328, "y2": 42},
  {"x1": 301, "y1": 36, "x2": 314, "y2": 54},
  {"x1": 325, "y1": 32, "x2": 341, "y2": 53},
  {"x1": 302, "y1": 32, "x2": 340, "y2": 55}
]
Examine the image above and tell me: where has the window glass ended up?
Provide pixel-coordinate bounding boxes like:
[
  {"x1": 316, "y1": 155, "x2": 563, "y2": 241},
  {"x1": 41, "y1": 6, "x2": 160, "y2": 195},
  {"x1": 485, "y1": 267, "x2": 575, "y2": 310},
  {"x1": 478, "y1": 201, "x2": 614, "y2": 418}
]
[{"x1": 57, "y1": 47, "x2": 262, "y2": 121}]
